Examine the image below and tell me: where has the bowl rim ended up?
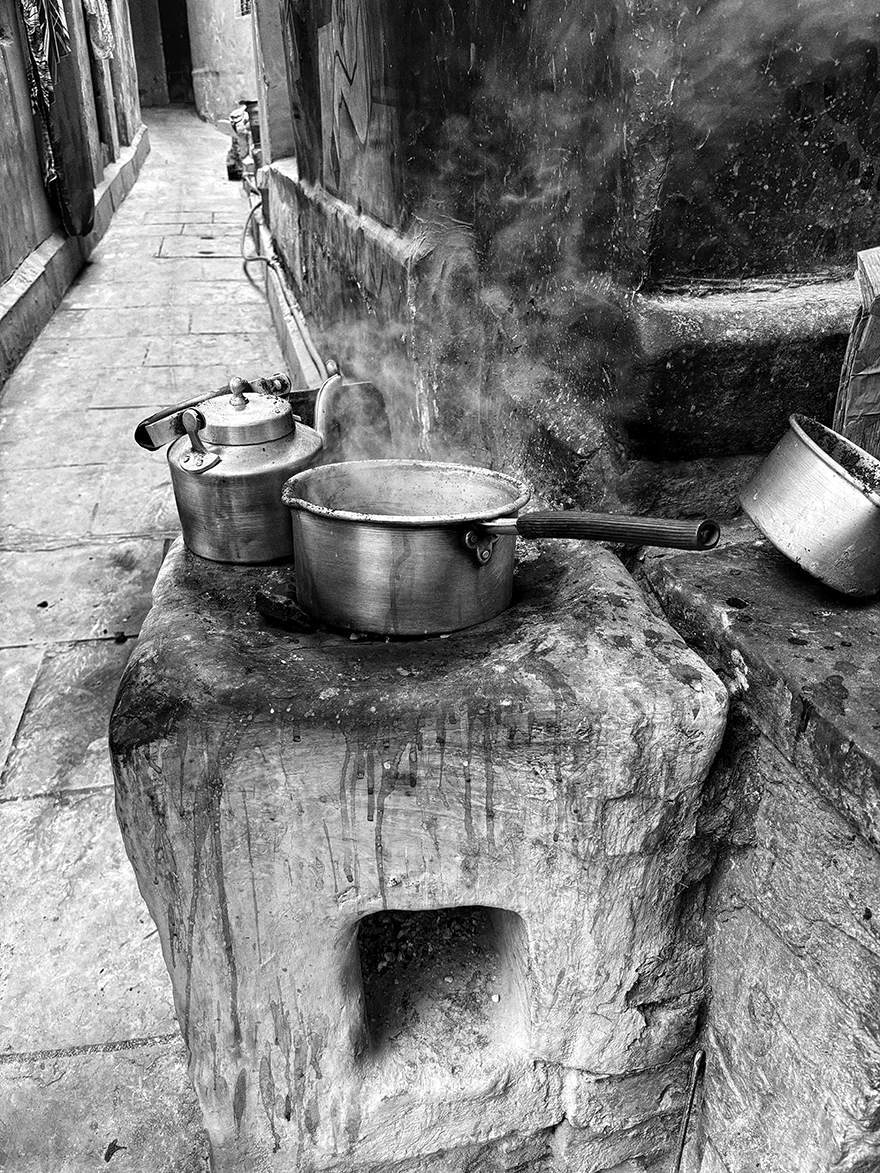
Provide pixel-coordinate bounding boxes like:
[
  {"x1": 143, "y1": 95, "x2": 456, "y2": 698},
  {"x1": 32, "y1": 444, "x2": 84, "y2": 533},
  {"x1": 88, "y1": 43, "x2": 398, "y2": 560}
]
[
  {"x1": 789, "y1": 414, "x2": 880, "y2": 510},
  {"x1": 281, "y1": 459, "x2": 533, "y2": 527}
]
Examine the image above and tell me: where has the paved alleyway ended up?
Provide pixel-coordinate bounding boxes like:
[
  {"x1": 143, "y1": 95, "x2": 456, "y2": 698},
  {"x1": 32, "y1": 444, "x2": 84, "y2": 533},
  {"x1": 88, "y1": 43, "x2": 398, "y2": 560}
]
[{"x1": 0, "y1": 107, "x2": 293, "y2": 1171}]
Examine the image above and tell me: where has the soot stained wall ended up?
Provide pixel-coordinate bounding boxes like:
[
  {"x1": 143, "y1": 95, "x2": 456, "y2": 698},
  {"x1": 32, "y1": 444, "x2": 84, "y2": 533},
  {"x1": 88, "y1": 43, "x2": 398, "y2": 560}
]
[{"x1": 261, "y1": 1, "x2": 878, "y2": 514}]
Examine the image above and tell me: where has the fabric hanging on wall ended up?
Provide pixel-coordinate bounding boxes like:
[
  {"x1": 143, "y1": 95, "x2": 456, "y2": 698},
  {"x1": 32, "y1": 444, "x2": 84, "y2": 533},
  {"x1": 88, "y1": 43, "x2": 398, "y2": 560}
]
[
  {"x1": 17, "y1": 0, "x2": 71, "y2": 189},
  {"x1": 81, "y1": 0, "x2": 115, "y2": 59},
  {"x1": 18, "y1": 0, "x2": 70, "y2": 104},
  {"x1": 16, "y1": 0, "x2": 95, "y2": 236}
]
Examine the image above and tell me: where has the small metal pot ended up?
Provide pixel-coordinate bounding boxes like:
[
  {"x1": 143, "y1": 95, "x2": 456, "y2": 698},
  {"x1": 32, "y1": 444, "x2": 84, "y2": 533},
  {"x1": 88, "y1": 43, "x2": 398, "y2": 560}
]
[
  {"x1": 282, "y1": 460, "x2": 720, "y2": 635},
  {"x1": 740, "y1": 414, "x2": 880, "y2": 596}
]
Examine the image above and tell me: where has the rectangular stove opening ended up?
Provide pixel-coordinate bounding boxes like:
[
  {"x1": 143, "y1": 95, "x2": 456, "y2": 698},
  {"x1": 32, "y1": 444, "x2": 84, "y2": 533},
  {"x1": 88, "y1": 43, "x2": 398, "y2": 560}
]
[{"x1": 356, "y1": 905, "x2": 530, "y2": 1064}]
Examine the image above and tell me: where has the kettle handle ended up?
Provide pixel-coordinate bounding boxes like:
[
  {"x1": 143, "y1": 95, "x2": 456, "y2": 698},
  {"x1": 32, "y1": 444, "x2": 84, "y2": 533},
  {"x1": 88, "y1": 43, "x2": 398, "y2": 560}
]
[
  {"x1": 134, "y1": 372, "x2": 292, "y2": 450},
  {"x1": 177, "y1": 409, "x2": 221, "y2": 474}
]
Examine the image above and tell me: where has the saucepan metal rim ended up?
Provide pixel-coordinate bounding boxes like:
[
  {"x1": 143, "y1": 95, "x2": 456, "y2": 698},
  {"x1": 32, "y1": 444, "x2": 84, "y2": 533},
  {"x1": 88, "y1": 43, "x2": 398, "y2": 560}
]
[
  {"x1": 789, "y1": 413, "x2": 880, "y2": 510},
  {"x1": 282, "y1": 458, "x2": 531, "y2": 527}
]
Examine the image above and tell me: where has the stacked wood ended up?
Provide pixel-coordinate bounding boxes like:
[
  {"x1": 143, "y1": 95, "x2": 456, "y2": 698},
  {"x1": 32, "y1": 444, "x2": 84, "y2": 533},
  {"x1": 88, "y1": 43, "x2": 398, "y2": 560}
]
[{"x1": 834, "y1": 247, "x2": 880, "y2": 458}]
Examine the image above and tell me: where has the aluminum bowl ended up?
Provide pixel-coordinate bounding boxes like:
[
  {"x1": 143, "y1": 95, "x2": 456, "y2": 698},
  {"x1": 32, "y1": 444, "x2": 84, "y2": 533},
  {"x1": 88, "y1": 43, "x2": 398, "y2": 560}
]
[{"x1": 739, "y1": 414, "x2": 880, "y2": 596}]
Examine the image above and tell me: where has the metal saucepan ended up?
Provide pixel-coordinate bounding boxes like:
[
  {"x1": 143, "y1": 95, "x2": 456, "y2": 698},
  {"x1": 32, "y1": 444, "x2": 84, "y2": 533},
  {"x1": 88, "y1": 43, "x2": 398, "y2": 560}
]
[
  {"x1": 281, "y1": 460, "x2": 720, "y2": 635},
  {"x1": 740, "y1": 413, "x2": 880, "y2": 596}
]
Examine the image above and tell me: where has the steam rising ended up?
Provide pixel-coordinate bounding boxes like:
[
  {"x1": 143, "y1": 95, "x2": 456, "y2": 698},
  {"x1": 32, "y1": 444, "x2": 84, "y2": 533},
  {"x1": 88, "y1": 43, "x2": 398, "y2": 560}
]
[{"x1": 289, "y1": 0, "x2": 880, "y2": 501}]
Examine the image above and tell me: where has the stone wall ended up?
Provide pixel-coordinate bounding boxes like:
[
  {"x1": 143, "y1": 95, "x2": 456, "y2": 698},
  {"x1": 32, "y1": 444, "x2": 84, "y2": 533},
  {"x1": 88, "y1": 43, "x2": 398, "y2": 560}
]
[
  {"x1": 0, "y1": 0, "x2": 59, "y2": 286},
  {"x1": 0, "y1": 0, "x2": 145, "y2": 392},
  {"x1": 254, "y1": 0, "x2": 878, "y2": 516},
  {"x1": 644, "y1": 536, "x2": 880, "y2": 1172},
  {"x1": 698, "y1": 721, "x2": 880, "y2": 1172},
  {"x1": 187, "y1": 0, "x2": 256, "y2": 126},
  {"x1": 129, "y1": 0, "x2": 169, "y2": 107}
]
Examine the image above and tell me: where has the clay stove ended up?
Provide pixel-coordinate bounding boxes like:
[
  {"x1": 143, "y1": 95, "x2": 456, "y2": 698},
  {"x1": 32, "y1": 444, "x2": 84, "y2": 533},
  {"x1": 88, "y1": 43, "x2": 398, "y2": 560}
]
[{"x1": 110, "y1": 536, "x2": 727, "y2": 1172}]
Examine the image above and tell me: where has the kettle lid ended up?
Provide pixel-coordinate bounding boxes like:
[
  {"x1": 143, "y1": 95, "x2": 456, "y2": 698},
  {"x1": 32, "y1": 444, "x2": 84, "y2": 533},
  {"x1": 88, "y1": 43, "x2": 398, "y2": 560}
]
[{"x1": 199, "y1": 378, "x2": 294, "y2": 445}]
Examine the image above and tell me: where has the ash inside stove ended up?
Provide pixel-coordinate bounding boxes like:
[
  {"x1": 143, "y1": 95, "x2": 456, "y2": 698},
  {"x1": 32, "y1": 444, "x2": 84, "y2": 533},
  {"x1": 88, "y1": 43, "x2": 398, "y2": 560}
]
[{"x1": 356, "y1": 905, "x2": 530, "y2": 1067}]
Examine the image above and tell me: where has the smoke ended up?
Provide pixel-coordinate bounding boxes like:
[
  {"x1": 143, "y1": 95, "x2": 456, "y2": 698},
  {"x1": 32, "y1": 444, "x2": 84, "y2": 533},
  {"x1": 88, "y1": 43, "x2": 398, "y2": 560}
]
[{"x1": 283, "y1": 0, "x2": 880, "y2": 501}]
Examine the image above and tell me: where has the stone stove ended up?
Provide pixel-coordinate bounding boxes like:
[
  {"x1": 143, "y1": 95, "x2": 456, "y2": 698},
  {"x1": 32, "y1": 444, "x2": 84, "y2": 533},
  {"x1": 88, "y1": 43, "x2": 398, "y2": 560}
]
[{"x1": 110, "y1": 536, "x2": 727, "y2": 1172}]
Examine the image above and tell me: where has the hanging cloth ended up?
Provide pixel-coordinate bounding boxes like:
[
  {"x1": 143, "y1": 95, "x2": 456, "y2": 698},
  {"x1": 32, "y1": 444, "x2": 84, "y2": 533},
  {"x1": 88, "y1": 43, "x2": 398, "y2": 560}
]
[
  {"x1": 81, "y1": 0, "x2": 114, "y2": 59},
  {"x1": 18, "y1": 0, "x2": 70, "y2": 104},
  {"x1": 16, "y1": 0, "x2": 95, "y2": 236},
  {"x1": 17, "y1": 0, "x2": 70, "y2": 190}
]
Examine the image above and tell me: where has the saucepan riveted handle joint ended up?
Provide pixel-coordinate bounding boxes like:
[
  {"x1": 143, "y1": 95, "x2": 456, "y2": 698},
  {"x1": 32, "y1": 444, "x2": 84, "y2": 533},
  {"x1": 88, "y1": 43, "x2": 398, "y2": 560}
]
[
  {"x1": 463, "y1": 528, "x2": 499, "y2": 564},
  {"x1": 482, "y1": 512, "x2": 721, "y2": 550}
]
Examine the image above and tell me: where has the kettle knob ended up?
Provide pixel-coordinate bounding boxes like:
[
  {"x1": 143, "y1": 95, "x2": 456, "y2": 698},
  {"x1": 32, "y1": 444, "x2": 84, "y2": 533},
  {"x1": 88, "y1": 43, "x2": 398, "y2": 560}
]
[{"x1": 229, "y1": 376, "x2": 250, "y2": 409}]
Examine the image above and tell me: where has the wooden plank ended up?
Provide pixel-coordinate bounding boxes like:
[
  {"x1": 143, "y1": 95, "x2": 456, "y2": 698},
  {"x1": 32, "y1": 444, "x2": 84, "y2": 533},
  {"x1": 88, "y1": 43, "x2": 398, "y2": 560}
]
[{"x1": 833, "y1": 246, "x2": 880, "y2": 457}]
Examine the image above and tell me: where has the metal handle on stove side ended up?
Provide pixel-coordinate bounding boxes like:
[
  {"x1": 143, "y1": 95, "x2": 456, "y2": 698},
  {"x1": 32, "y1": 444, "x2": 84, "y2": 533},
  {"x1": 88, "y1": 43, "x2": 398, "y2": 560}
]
[{"x1": 483, "y1": 511, "x2": 721, "y2": 550}]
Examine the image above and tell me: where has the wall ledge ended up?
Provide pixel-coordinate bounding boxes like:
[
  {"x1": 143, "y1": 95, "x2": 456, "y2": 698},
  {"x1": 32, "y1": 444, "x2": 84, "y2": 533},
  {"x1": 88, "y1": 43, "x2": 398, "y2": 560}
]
[
  {"x1": 0, "y1": 123, "x2": 150, "y2": 395},
  {"x1": 642, "y1": 527, "x2": 880, "y2": 849}
]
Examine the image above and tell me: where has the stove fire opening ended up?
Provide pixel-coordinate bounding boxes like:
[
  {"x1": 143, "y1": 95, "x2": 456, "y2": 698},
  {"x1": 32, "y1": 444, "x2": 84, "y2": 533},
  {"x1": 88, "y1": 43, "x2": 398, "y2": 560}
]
[{"x1": 356, "y1": 905, "x2": 530, "y2": 1062}]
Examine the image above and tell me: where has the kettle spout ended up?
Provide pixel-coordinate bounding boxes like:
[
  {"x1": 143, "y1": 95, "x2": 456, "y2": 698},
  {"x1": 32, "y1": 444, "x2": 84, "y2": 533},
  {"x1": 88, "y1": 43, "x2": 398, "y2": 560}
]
[
  {"x1": 311, "y1": 361, "x2": 393, "y2": 460},
  {"x1": 313, "y1": 360, "x2": 344, "y2": 444}
]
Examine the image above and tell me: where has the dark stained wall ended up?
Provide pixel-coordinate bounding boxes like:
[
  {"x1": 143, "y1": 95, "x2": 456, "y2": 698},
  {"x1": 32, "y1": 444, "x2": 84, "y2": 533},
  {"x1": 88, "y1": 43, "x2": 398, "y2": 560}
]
[
  {"x1": 262, "y1": 0, "x2": 880, "y2": 512},
  {"x1": 128, "y1": 0, "x2": 169, "y2": 106},
  {"x1": 0, "y1": 0, "x2": 143, "y2": 286}
]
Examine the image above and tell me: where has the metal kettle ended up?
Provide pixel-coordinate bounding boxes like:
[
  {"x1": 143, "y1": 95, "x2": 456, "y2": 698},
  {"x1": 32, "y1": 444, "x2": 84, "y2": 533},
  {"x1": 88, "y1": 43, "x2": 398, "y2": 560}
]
[
  {"x1": 135, "y1": 367, "x2": 392, "y2": 563},
  {"x1": 136, "y1": 372, "x2": 323, "y2": 563}
]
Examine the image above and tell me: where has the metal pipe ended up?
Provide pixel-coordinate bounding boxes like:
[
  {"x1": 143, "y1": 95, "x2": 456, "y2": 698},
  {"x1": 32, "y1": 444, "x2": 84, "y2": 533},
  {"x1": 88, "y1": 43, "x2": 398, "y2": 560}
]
[{"x1": 672, "y1": 1050, "x2": 706, "y2": 1173}]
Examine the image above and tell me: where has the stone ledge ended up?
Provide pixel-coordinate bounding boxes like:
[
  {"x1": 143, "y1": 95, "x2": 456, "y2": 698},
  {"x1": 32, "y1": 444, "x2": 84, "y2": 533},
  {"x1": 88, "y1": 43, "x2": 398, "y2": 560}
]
[
  {"x1": 642, "y1": 527, "x2": 880, "y2": 849},
  {"x1": 634, "y1": 280, "x2": 860, "y2": 354},
  {"x1": 0, "y1": 124, "x2": 150, "y2": 395}
]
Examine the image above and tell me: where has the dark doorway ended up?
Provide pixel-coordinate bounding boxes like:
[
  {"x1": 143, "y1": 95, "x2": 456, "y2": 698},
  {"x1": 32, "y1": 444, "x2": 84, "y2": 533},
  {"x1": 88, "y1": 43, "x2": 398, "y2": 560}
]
[{"x1": 157, "y1": 0, "x2": 194, "y2": 103}]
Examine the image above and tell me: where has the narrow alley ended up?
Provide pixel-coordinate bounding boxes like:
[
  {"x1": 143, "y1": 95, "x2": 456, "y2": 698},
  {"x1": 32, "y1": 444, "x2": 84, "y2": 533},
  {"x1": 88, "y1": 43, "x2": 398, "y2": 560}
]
[
  {"x1": 4, "y1": 4, "x2": 880, "y2": 1171},
  {"x1": 0, "y1": 107, "x2": 293, "y2": 1171}
]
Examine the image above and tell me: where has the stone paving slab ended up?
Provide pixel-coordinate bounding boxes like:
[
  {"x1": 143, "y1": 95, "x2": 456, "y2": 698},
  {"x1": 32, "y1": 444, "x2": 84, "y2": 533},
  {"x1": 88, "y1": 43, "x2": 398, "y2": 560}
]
[
  {"x1": 0, "y1": 349, "x2": 97, "y2": 410},
  {"x1": 90, "y1": 465, "x2": 178, "y2": 538},
  {"x1": 0, "y1": 406, "x2": 152, "y2": 467},
  {"x1": 189, "y1": 302, "x2": 281, "y2": 334},
  {"x1": 0, "y1": 465, "x2": 111, "y2": 542},
  {"x1": 141, "y1": 209, "x2": 233, "y2": 224},
  {"x1": 0, "y1": 787, "x2": 179, "y2": 1046},
  {"x1": 168, "y1": 278, "x2": 267, "y2": 304},
  {"x1": 89, "y1": 233, "x2": 170, "y2": 258},
  {"x1": 89, "y1": 376, "x2": 174, "y2": 409},
  {"x1": 180, "y1": 222, "x2": 242, "y2": 238},
  {"x1": 38, "y1": 306, "x2": 192, "y2": 338},
  {"x1": 1, "y1": 640, "x2": 133, "y2": 797},
  {"x1": 0, "y1": 541, "x2": 165, "y2": 643},
  {"x1": 54, "y1": 280, "x2": 174, "y2": 310},
  {"x1": 98, "y1": 222, "x2": 186, "y2": 238},
  {"x1": 77, "y1": 255, "x2": 250, "y2": 283},
  {"x1": 0, "y1": 1040, "x2": 208, "y2": 1172},
  {"x1": 157, "y1": 234, "x2": 244, "y2": 258},
  {"x1": 1, "y1": 355, "x2": 211, "y2": 414},
  {"x1": 0, "y1": 647, "x2": 43, "y2": 774},
  {"x1": 34, "y1": 334, "x2": 153, "y2": 367},
  {"x1": 143, "y1": 331, "x2": 284, "y2": 368},
  {"x1": 63, "y1": 278, "x2": 266, "y2": 310},
  {"x1": 0, "y1": 464, "x2": 177, "y2": 547}
]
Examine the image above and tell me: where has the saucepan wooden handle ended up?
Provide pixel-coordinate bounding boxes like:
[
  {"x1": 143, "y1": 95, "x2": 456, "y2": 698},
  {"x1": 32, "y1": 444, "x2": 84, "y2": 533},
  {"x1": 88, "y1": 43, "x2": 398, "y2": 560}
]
[{"x1": 488, "y1": 511, "x2": 721, "y2": 550}]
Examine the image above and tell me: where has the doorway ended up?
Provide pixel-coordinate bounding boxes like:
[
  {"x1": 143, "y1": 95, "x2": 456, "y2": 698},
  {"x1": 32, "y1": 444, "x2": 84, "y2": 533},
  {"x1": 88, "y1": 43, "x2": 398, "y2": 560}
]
[{"x1": 157, "y1": 0, "x2": 194, "y2": 104}]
